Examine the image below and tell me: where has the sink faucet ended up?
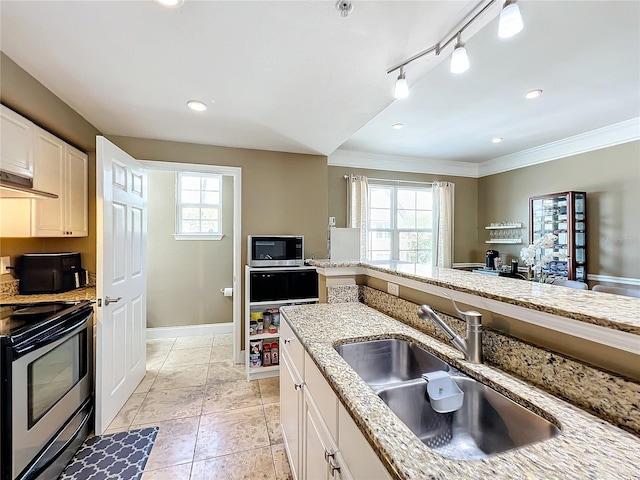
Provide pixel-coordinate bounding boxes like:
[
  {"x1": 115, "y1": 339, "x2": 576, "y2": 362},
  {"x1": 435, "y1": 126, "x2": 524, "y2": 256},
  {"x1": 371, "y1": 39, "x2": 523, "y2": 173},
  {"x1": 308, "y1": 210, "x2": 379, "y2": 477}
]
[{"x1": 418, "y1": 296, "x2": 483, "y2": 364}]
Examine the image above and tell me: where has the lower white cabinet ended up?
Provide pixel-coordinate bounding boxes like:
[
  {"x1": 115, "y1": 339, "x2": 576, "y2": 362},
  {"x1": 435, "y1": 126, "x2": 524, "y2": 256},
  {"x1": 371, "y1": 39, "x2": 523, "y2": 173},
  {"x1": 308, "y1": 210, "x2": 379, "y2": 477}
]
[
  {"x1": 281, "y1": 317, "x2": 392, "y2": 480},
  {"x1": 281, "y1": 345, "x2": 303, "y2": 480}
]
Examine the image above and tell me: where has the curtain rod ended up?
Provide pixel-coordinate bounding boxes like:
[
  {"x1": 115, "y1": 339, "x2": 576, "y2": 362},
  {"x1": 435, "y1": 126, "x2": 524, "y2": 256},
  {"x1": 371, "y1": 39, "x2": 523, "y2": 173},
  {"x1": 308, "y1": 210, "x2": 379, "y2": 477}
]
[{"x1": 343, "y1": 174, "x2": 432, "y2": 186}]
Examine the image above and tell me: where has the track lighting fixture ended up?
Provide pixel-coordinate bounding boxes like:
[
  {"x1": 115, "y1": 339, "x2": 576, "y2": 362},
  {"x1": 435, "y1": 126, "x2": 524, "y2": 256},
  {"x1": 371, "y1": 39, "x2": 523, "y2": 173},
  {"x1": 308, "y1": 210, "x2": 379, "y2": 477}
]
[
  {"x1": 387, "y1": 0, "x2": 525, "y2": 97},
  {"x1": 394, "y1": 66, "x2": 409, "y2": 99},
  {"x1": 498, "y1": 0, "x2": 523, "y2": 38},
  {"x1": 450, "y1": 33, "x2": 470, "y2": 74}
]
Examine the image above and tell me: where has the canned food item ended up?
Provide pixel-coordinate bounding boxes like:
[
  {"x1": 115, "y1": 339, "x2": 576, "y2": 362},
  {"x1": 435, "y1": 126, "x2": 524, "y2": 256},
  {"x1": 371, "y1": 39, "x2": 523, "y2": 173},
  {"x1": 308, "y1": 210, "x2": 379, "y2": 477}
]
[
  {"x1": 249, "y1": 339, "x2": 262, "y2": 368},
  {"x1": 249, "y1": 320, "x2": 257, "y2": 335}
]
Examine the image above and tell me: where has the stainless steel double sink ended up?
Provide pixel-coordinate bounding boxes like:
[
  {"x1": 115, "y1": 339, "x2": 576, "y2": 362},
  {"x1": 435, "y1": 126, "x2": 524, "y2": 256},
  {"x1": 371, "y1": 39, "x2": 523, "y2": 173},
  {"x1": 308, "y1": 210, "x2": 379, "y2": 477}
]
[{"x1": 335, "y1": 338, "x2": 560, "y2": 460}]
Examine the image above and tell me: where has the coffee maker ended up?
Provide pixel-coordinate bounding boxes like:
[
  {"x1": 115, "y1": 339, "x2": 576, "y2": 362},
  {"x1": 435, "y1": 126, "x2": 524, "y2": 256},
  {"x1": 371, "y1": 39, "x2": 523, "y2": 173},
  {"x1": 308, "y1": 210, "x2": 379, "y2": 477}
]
[{"x1": 485, "y1": 250, "x2": 500, "y2": 270}]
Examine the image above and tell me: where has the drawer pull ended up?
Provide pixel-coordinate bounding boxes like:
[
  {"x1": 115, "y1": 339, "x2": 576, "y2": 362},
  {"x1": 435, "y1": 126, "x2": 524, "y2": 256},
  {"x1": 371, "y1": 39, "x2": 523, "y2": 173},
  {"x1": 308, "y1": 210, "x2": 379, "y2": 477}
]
[
  {"x1": 328, "y1": 457, "x2": 341, "y2": 476},
  {"x1": 324, "y1": 449, "x2": 336, "y2": 461}
]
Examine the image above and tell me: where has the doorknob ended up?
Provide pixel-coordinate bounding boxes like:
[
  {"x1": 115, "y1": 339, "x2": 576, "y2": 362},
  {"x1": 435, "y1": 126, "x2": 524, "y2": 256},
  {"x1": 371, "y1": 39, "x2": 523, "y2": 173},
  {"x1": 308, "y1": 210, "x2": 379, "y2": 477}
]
[{"x1": 104, "y1": 296, "x2": 122, "y2": 306}]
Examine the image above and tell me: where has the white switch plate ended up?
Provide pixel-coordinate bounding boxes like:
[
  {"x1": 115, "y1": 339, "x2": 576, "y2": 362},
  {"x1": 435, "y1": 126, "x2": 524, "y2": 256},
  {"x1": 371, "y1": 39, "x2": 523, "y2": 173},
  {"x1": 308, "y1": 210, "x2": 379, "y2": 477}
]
[
  {"x1": 0, "y1": 256, "x2": 10, "y2": 275},
  {"x1": 387, "y1": 282, "x2": 399, "y2": 296},
  {"x1": 328, "y1": 216, "x2": 336, "y2": 226}
]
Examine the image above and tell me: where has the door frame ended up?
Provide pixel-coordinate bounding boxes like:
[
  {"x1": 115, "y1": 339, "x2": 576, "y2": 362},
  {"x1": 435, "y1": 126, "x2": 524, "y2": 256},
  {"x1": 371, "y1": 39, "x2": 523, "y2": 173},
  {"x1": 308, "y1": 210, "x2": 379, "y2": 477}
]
[{"x1": 139, "y1": 160, "x2": 243, "y2": 364}]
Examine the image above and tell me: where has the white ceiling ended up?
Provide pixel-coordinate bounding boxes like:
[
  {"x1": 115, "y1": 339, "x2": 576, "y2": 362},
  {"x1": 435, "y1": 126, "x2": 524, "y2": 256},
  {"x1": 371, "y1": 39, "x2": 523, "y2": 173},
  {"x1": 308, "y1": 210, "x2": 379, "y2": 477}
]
[{"x1": 1, "y1": 1, "x2": 639, "y2": 167}]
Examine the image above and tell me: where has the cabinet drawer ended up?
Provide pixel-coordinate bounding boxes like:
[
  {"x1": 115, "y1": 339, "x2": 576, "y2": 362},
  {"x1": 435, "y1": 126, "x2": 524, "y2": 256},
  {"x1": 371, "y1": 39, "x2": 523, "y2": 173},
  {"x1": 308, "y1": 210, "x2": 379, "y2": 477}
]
[
  {"x1": 280, "y1": 318, "x2": 304, "y2": 376},
  {"x1": 338, "y1": 402, "x2": 391, "y2": 480},
  {"x1": 304, "y1": 351, "x2": 338, "y2": 441}
]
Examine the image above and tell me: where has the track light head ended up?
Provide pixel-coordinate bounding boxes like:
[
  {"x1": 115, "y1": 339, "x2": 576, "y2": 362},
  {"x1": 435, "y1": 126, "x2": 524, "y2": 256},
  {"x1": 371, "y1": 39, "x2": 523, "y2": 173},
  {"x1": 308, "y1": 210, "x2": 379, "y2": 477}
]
[
  {"x1": 394, "y1": 67, "x2": 409, "y2": 99},
  {"x1": 499, "y1": 0, "x2": 524, "y2": 38},
  {"x1": 450, "y1": 34, "x2": 470, "y2": 74}
]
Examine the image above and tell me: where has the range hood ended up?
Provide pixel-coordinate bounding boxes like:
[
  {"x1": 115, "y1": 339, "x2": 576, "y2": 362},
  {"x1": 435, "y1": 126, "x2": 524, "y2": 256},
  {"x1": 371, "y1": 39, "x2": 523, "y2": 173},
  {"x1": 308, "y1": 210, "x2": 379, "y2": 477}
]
[{"x1": 0, "y1": 170, "x2": 58, "y2": 199}]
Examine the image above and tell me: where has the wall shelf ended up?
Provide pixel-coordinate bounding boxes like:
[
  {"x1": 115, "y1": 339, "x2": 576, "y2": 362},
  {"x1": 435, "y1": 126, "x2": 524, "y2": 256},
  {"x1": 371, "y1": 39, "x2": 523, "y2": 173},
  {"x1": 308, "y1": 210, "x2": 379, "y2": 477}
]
[
  {"x1": 485, "y1": 239, "x2": 523, "y2": 244},
  {"x1": 485, "y1": 223, "x2": 523, "y2": 230}
]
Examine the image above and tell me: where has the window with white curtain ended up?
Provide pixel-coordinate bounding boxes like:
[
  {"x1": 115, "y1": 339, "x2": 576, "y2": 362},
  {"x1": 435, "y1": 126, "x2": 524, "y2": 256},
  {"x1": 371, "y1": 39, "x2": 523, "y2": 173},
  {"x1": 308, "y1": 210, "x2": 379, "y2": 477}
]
[
  {"x1": 367, "y1": 183, "x2": 433, "y2": 263},
  {"x1": 175, "y1": 172, "x2": 223, "y2": 240}
]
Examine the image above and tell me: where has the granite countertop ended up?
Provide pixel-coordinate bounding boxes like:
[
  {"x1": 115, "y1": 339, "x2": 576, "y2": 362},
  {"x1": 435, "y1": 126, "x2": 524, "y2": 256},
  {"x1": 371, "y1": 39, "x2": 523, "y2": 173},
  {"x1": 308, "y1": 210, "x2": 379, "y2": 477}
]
[
  {"x1": 280, "y1": 302, "x2": 640, "y2": 480},
  {"x1": 308, "y1": 260, "x2": 640, "y2": 335},
  {"x1": 0, "y1": 285, "x2": 97, "y2": 304}
]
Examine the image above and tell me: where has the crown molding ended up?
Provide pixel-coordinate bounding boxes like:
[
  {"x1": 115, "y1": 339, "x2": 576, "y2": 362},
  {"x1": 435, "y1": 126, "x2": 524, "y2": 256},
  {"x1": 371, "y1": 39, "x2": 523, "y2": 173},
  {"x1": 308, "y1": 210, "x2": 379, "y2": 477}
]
[
  {"x1": 478, "y1": 118, "x2": 640, "y2": 177},
  {"x1": 328, "y1": 149, "x2": 479, "y2": 178},
  {"x1": 329, "y1": 118, "x2": 640, "y2": 179}
]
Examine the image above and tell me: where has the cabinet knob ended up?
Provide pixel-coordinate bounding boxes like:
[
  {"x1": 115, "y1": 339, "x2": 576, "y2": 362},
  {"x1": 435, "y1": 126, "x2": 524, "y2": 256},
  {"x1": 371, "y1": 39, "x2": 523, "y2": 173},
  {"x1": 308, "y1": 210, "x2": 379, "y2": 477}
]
[
  {"x1": 284, "y1": 338, "x2": 292, "y2": 345},
  {"x1": 324, "y1": 449, "x2": 336, "y2": 461},
  {"x1": 294, "y1": 382, "x2": 303, "y2": 391}
]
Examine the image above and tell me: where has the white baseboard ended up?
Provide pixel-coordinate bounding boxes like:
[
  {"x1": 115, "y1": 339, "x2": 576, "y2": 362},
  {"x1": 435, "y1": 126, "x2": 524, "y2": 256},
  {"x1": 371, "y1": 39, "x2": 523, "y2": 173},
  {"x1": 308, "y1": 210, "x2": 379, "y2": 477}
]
[{"x1": 147, "y1": 322, "x2": 233, "y2": 339}]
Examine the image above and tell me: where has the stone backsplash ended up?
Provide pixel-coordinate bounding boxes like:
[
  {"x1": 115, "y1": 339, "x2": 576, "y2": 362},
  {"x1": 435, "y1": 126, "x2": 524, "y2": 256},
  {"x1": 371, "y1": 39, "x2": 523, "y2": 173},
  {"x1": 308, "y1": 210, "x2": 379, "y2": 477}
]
[{"x1": 354, "y1": 284, "x2": 640, "y2": 436}]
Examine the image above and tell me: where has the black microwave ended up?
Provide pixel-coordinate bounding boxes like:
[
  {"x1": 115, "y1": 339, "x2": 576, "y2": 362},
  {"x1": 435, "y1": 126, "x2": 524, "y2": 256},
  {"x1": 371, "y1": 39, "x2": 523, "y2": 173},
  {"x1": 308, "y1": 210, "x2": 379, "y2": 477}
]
[{"x1": 248, "y1": 235, "x2": 304, "y2": 267}]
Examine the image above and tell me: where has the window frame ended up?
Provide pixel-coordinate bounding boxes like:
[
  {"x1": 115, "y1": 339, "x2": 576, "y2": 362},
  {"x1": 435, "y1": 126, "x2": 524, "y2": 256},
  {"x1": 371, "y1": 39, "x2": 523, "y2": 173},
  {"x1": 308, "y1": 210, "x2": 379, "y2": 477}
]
[
  {"x1": 367, "y1": 182, "x2": 432, "y2": 263},
  {"x1": 174, "y1": 172, "x2": 224, "y2": 241}
]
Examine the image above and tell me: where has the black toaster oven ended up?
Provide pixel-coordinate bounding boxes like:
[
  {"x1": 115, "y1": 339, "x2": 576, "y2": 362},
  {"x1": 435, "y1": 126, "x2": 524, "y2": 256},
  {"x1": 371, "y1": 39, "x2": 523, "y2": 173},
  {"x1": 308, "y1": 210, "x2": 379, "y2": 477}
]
[{"x1": 14, "y1": 252, "x2": 89, "y2": 294}]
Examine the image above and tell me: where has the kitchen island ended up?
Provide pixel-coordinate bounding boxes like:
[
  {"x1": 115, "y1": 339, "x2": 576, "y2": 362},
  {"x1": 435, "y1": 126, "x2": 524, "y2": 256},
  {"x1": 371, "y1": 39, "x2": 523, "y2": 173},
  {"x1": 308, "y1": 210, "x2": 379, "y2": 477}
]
[
  {"x1": 308, "y1": 260, "x2": 640, "y2": 335},
  {"x1": 280, "y1": 301, "x2": 640, "y2": 480}
]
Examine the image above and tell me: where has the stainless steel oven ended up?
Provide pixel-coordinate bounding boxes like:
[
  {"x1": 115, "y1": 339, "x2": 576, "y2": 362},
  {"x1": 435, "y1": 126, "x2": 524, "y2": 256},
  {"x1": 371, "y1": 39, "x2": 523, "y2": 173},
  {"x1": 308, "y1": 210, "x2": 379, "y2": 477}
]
[{"x1": 1, "y1": 301, "x2": 94, "y2": 480}]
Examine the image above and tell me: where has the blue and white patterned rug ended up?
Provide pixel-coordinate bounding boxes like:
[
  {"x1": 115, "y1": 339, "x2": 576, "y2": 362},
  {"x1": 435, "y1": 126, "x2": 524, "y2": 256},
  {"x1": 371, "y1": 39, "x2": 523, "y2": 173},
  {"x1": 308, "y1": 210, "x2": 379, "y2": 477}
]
[{"x1": 59, "y1": 427, "x2": 158, "y2": 480}]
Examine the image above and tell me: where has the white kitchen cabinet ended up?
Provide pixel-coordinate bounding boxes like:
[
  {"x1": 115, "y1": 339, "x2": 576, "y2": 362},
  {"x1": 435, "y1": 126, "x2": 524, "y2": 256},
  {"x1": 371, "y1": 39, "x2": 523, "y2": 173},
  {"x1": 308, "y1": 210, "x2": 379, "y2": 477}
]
[
  {"x1": 32, "y1": 127, "x2": 88, "y2": 237},
  {"x1": 304, "y1": 390, "x2": 339, "y2": 480},
  {"x1": 0, "y1": 111, "x2": 88, "y2": 238},
  {"x1": 280, "y1": 316, "x2": 391, "y2": 480},
  {"x1": 338, "y1": 402, "x2": 391, "y2": 480},
  {"x1": 281, "y1": 330, "x2": 303, "y2": 480},
  {"x1": 0, "y1": 105, "x2": 34, "y2": 177}
]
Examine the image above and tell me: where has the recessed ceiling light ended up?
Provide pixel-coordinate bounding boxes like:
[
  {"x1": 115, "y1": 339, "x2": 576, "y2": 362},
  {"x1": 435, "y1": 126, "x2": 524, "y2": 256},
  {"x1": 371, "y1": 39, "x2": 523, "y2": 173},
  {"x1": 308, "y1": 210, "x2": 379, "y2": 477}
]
[
  {"x1": 524, "y1": 89, "x2": 543, "y2": 99},
  {"x1": 156, "y1": 0, "x2": 184, "y2": 8},
  {"x1": 391, "y1": 123, "x2": 404, "y2": 130},
  {"x1": 187, "y1": 100, "x2": 207, "y2": 112},
  {"x1": 492, "y1": 137, "x2": 503, "y2": 144}
]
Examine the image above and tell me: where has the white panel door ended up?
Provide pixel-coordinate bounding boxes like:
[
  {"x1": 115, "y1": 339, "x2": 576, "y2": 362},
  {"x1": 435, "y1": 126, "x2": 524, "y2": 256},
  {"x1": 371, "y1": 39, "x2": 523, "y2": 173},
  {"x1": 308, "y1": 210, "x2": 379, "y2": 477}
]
[{"x1": 95, "y1": 136, "x2": 147, "y2": 434}]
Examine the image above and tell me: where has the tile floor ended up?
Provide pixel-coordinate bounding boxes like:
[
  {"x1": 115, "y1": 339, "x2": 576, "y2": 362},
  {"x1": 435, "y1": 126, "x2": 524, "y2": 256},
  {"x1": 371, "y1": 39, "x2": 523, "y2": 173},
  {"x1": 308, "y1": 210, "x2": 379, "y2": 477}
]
[{"x1": 105, "y1": 334, "x2": 293, "y2": 480}]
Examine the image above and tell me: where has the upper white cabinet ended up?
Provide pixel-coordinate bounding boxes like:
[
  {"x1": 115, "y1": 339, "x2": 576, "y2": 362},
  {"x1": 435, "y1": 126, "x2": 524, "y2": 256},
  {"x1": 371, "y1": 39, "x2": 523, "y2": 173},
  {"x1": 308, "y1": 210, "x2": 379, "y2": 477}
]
[
  {"x1": 1, "y1": 105, "x2": 34, "y2": 177},
  {"x1": 32, "y1": 127, "x2": 88, "y2": 237},
  {"x1": 0, "y1": 107, "x2": 88, "y2": 238}
]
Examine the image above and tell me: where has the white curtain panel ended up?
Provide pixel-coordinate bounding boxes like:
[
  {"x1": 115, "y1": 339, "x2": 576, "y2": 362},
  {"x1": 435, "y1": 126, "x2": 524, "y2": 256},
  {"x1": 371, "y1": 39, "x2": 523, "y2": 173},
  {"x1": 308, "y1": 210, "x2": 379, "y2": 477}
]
[
  {"x1": 347, "y1": 175, "x2": 369, "y2": 260},
  {"x1": 431, "y1": 181, "x2": 455, "y2": 268}
]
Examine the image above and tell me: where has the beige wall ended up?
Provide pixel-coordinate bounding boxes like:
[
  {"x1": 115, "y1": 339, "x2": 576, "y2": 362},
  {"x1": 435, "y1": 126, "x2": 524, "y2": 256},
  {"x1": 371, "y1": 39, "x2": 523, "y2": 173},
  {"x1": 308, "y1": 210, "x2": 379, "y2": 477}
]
[
  {"x1": 108, "y1": 136, "x2": 329, "y2": 263},
  {"x1": 146, "y1": 171, "x2": 234, "y2": 327},
  {"x1": 328, "y1": 166, "x2": 479, "y2": 264},
  {"x1": 478, "y1": 142, "x2": 640, "y2": 279},
  {"x1": 0, "y1": 53, "x2": 100, "y2": 280}
]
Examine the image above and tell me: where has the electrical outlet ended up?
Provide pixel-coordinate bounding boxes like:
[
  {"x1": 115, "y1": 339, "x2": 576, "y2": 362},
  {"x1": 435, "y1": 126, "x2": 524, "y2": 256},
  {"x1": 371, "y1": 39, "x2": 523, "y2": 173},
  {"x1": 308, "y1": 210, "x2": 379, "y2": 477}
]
[
  {"x1": 387, "y1": 282, "x2": 399, "y2": 296},
  {"x1": 0, "y1": 256, "x2": 10, "y2": 275}
]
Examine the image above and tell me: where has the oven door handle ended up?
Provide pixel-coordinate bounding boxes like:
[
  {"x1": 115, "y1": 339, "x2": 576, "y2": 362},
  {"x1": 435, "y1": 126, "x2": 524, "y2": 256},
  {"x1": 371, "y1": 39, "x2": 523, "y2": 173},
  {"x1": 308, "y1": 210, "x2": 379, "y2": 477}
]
[{"x1": 13, "y1": 314, "x2": 90, "y2": 359}]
